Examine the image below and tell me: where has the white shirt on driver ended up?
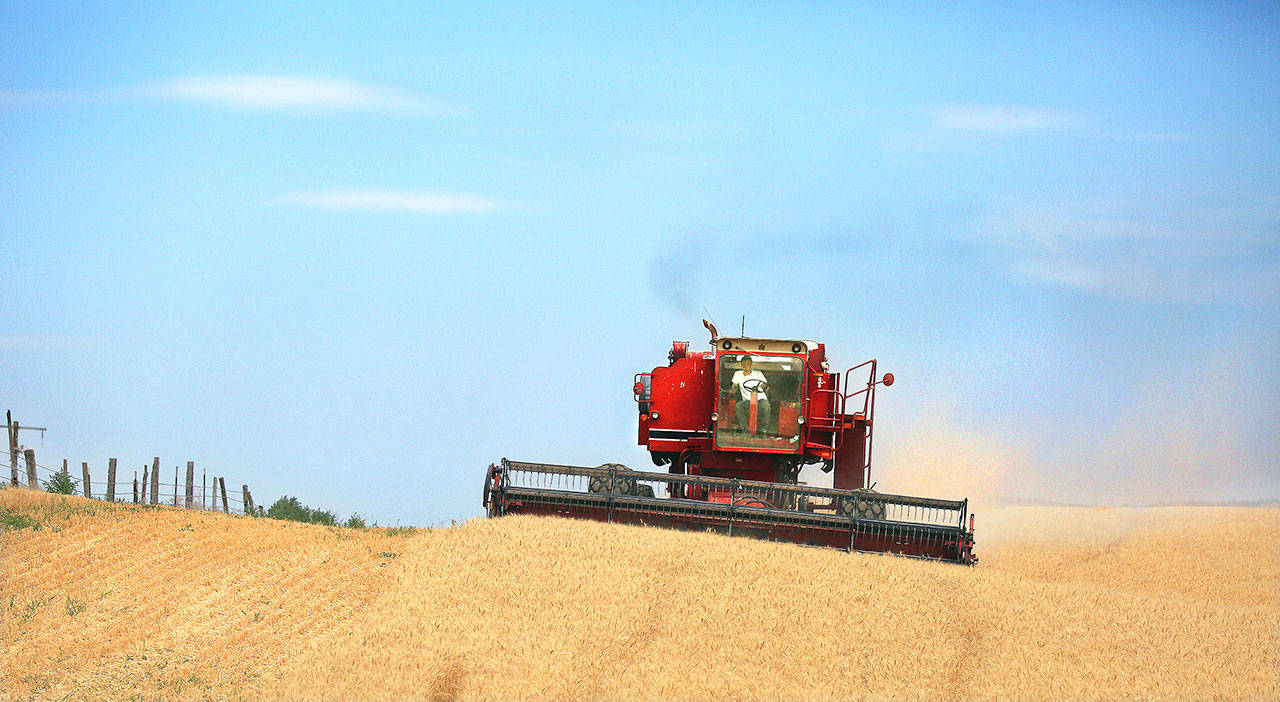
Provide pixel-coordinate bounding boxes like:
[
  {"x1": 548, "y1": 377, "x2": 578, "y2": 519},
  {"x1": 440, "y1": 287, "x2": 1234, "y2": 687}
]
[{"x1": 731, "y1": 370, "x2": 768, "y2": 401}]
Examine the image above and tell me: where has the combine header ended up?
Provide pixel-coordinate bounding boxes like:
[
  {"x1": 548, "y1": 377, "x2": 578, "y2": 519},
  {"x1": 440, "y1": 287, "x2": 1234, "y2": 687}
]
[{"x1": 483, "y1": 322, "x2": 976, "y2": 564}]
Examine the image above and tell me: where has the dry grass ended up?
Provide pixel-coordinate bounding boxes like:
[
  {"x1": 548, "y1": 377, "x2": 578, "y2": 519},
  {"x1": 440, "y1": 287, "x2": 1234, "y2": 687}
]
[
  {"x1": 3, "y1": 488, "x2": 1277, "y2": 700},
  {"x1": 1, "y1": 489, "x2": 413, "y2": 699}
]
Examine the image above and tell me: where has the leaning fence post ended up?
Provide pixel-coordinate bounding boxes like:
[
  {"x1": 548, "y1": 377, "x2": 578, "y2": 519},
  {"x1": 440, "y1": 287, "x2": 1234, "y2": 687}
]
[
  {"x1": 185, "y1": 462, "x2": 195, "y2": 508},
  {"x1": 7, "y1": 414, "x2": 17, "y2": 486},
  {"x1": 150, "y1": 457, "x2": 160, "y2": 504},
  {"x1": 82, "y1": 462, "x2": 91, "y2": 499},
  {"x1": 24, "y1": 449, "x2": 36, "y2": 489},
  {"x1": 106, "y1": 458, "x2": 117, "y2": 501},
  {"x1": 219, "y1": 477, "x2": 229, "y2": 513}
]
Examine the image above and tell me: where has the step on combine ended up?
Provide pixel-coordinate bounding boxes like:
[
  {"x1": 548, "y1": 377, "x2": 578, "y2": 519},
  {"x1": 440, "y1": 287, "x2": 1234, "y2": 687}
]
[{"x1": 483, "y1": 321, "x2": 976, "y2": 564}]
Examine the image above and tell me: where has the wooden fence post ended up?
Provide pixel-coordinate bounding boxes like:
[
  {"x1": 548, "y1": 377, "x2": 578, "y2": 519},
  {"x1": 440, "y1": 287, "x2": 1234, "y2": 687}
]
[
  {"x1": 150, "y1": 457, "x2": 160, "y2": 504},
  {"x1": 219, "y1": 477, "x2": 229, "y2": 513},
  {"x1": 106, "y1": 458, "x2": 117, "y2": 502},
  {"x1": 82, "y1": 462, "x2": 91, "y2": 499},
  {"x1": 173, "y1": 466, "x2": 178, "y2": 506},
  {"x1": 185, "y1": 462, "x2": 195, "y2": 508},
  {"x1": 8, "y1": 414, "x2": 19, "y2": 486},
  {"x1": 24, "y1": 449, "x2": 36, "y2": 489},
  {"x1": 141, "y1": 465, "x2": 149, "y2": 504},
  {"x1": 62, "y1": 458, "x2": 69, "y2": 478},
  {"x1": 202, "y1": 470, "x2": 207, "y2": 510},
  {"x1": 242, "y1": 484, "x2": 253, "y2": 515},
  {"x1": 133, "y1": 472, "x2": 139, "y2": 504}
]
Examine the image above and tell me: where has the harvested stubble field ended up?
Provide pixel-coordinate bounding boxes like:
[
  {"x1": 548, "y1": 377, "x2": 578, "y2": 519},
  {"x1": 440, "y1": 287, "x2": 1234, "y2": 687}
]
[{"x1": 2, "y1": 488, "x2": 1277, "y2": 701}]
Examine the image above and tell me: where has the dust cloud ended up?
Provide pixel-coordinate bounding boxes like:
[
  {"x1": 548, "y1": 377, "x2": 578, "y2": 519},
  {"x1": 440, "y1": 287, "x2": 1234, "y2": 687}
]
[{"x1": 874, "y1": 420, "x2": 1029, "y2": 513}]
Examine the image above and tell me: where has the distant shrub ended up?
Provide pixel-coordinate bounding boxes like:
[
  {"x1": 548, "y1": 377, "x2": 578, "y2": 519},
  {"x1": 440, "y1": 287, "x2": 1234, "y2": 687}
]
[
  {"x1": 266, "y1": 496, "x2": 308, "y2": 522},
  {"x1": 344, "y1": 514, "x2": 368, "y2": 529},
  {"x1": 311, "y1": 509, "x2": 338, "y2": 527},
  {"x1": 265, "y1": 495, "x2": 341, "y2": 526},
  {"x1": 44, "y1": 472, "x2": 78, "y2": 495}
]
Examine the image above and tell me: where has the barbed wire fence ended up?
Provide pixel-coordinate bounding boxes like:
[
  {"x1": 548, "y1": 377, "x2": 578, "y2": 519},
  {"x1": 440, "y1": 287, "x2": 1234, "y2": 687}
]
[{"x1": 6, "y1": 413, "x2": 262, "y2": 516}]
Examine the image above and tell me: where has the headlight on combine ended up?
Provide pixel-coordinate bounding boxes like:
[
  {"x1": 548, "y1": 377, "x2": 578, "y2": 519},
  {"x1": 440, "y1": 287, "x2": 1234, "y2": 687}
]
[
  {"x1": 651, "y1": 411, "x2": 660, "y2": 420},
  {"x1": 710, "y1": 412, "x2": 719, "y2": 421}
]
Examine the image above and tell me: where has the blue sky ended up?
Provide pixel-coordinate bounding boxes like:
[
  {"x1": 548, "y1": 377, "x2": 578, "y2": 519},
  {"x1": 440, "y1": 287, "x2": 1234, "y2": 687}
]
[{"x1": 3, "y1": 2, "x2": 1277, "y2": 524}]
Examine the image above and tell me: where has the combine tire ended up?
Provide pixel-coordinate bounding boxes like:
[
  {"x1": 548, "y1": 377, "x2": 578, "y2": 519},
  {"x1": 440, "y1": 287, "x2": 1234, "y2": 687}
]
[
  {"x1": 613, "y1": 475, "x2": 637, "y2": 495},
  {"x1": 839, "y1": 491, "x2": 886, "y2": 520},
  {"x1": 589, "y1": 464, "x2": 637, "y2": 496}
]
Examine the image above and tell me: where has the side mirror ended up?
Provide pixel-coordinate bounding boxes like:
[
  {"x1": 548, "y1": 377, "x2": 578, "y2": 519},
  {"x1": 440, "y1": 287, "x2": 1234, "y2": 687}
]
[{"x1": 881, "y1": 372, "x2": 894, "y2": 387}]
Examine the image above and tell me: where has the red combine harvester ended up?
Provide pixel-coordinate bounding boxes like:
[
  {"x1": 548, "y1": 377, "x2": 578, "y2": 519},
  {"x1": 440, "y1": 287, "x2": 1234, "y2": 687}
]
[{"x1": 483, "y1": 321, "x2": 976, "y2": 564}]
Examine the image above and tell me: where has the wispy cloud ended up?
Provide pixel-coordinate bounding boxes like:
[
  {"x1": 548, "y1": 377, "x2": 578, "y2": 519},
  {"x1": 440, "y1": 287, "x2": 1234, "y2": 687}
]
[
  {"x1": 148, "y1": 76, "x2": 436, "y2": 111},
  {"x1": 277, "y1": 189, "x2": 508, "y2": 214},
  {"x1": 0, "y1": 87, "x2": 116, "y2": 108},
  {"x1": 973, "y1": 202, "x2": 1280, "y2": 305},
  {"x1": 3, "y1": 76, "x2": 440, "y2": 112},
  {"x1": 0, "y1": 335, "x2": 79, "y2": 349},
  {"x1": 925, "y1": 104, "x2": 1082, "y2": 132}
]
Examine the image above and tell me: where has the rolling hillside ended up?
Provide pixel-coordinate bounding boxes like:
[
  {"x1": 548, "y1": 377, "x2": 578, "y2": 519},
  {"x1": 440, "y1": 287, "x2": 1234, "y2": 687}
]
[{"x1": 2, "y1": 488, "x2": 1277, "y2": 700}]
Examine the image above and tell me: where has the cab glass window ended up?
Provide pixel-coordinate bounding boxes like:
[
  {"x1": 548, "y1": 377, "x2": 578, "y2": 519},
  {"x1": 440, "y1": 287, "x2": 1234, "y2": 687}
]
[{"x1": 716, "y1": 353, "x2": 804, "y2": 450}]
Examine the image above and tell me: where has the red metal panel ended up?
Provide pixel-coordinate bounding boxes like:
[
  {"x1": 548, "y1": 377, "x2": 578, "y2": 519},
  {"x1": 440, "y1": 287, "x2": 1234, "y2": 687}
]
[
  {"x1": 501, "y1": 498, "x2": 972, "y2": 562},
  {"x1": 647, "y1": 357, "x2": 714, "y2": 436},
  {"x1": 833, "y1": 417, "x2": 867, "y2": 490},
  {"x1": 778, "y1": 402, "x2": 800, "y2": 435}
]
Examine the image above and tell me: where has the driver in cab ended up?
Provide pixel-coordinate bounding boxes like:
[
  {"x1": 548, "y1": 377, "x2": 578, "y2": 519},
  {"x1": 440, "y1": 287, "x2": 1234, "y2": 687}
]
[{"x1": 731, "y1": 355, "x2": 771, "y2": 435}]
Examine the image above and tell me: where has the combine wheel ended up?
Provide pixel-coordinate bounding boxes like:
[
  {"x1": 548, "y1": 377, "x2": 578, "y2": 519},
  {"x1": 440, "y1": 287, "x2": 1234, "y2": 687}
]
[
  {"x1": 613, "y1": 475, "x2": 637, "y2": 495},
  {"x1": 589, "y1": 463, "x2": 636, "y2": 496},
  {"x1": 839, "y1": 491, "x2": 886, "y2": 520}
]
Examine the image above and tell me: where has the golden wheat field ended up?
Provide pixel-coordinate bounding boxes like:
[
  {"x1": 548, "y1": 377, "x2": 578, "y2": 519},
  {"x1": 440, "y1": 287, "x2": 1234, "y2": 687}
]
[{"x1": 2, "y1": 488, "x2": 1277, "y2": 701}]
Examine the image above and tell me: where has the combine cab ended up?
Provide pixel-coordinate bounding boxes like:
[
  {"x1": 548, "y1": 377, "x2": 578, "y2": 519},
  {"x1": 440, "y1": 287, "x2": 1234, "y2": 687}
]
[{"x1": 483, "y1": 322, "x2": 976, "y2": 564}]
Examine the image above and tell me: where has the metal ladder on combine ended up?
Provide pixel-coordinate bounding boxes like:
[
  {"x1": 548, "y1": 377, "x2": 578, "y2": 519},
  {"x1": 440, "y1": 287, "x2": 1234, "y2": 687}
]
[{"x1": 807, "y1": 359, "x2": 881, "y2": 484}]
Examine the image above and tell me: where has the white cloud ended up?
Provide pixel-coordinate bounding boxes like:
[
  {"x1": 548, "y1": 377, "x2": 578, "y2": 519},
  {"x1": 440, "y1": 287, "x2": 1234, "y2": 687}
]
[
  {"x1": 0, "y1": 87, "x2": 117, "y2": 108},
  {"x1": 3, "y1": 76, "x2": 441, "y2": 112},
  {"x1": 973, "y1": 202, "x2": 1280, "y2": 305},
  {"x1": 277, "y1": 189, "x2": 508, "y2": 214},
  {"x1": 926, "y1": 104, "x2": 1082, "y2": 132},
  {"x1": 0, "y1": 335, "x2": 78, "y2": 349},
  {"x1": 0, "y1": 88, "x2": 67, "y2": 107},
  {"x1": 148, "y1": 76, "x2": 435, "y2": 111}
]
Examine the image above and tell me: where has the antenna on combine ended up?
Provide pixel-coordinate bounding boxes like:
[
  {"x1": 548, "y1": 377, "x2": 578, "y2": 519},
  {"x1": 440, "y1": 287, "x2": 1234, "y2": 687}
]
[{"x1": 741, "y1": 315, "x2": 745, "y2": 336}]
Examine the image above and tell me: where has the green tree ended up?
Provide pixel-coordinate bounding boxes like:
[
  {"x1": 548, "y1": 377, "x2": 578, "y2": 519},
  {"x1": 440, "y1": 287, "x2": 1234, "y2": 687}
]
[
  {"x1": 265, "y1": 495, "x2": 343, "y2": 526},
  {"x1": 44, "y1": 472, "x2": 78, "y2": 495},
  {"x1": 266, "y1": 496, "x2": 309, "y2": 522},
  {"x1": 343, "y1": 513, "x2": 368, "y2": 529}
]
